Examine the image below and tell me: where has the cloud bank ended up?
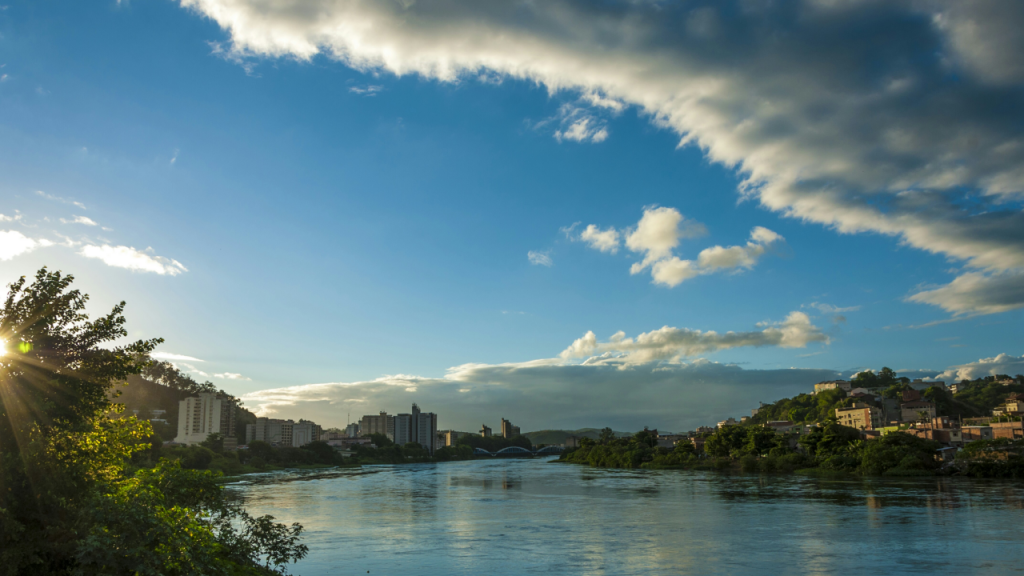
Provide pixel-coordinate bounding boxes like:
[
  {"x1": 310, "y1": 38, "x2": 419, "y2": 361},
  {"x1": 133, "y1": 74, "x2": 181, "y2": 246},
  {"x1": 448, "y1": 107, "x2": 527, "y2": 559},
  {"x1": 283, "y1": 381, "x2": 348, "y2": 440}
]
[{"x1": 179, "y1": 0, "x2": 1024, "y2": 315}]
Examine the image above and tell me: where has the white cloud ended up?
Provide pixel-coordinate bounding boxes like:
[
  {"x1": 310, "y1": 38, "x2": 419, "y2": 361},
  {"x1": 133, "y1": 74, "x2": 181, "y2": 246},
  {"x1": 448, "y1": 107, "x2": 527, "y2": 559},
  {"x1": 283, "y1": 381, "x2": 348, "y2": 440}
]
[
  {"x1": 35, "y1": 190, "x2": 85, "y2": 210},
  {"x1": 647, "y1": 225, "x2": 785, "y2": 288},
  {"x1": 937, "y1": 353, "x2": 1024, "y2": 382},
  {"x1": 239, "y1": 354, "x2": 838, "y2": 432},
  {"x1": 578, "y1": 224, "x2": 620, "y2": 253},
  {"x1": 528, "y1": 250, "x2": 553, "y2": 267},
  {"x1": 350, "y1": 84, "x2": 383, "y2": 95},
  {"x1": 626, "y1": 206, "x2": 707, "y2": 273},
  {"x1": 60, "y1": 215, "x2": 98, "y2": 226},
  {"x1": 0, "y1": 231, "x2": 53, "y2": 261},
  {"x1": 907, "y1": 271, "x2": 1024, "y2": 315},
  {"x1": 0, "y1": 213, "x2": 21, "y2": 222},
  {"x1": 552, "y1": 105, "x2": 608, "y2": 143},
  {"x1": 170, "y1": 149, "x2": 179, "y2": 165},
  {"x1": 805, "y1": 302, "x2": 861, "y2": 314},
  {"x1": 560, "y1": 311, "x2": 826, "y2": 364},
  {"x1": 214, "y1": 372, "x2": 251, "y2": 380},
  {"x1": 151, "y1": 352, "x2": 205, "y2": 362},
  {"x1": 79, "y1": 245, "x2": 188, "y2": 275},
  {"x1": 177, "y1": 0, "x2": 1024, "y2": 314}
]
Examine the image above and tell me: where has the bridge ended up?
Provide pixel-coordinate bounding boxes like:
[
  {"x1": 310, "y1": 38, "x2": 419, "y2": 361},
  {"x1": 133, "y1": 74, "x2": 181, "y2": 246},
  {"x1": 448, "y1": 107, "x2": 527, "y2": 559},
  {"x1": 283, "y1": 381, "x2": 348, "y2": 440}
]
[{"x1": 472, "y1": 445, "x2": 565, "y2": 457}]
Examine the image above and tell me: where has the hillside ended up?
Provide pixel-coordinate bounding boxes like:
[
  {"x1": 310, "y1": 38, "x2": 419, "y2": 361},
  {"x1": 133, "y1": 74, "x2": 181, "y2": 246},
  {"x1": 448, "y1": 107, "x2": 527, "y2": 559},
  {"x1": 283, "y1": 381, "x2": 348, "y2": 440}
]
[{"x1": 109, "y1": 360, "x2": 256, "y2": 442}]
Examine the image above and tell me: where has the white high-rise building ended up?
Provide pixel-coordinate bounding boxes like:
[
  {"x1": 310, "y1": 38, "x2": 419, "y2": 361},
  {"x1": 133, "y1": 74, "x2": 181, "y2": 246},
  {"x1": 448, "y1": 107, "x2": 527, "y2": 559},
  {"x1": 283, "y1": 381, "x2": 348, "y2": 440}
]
[{"x1": 174, "y1": 393, "x2": 236, "y2": 445}]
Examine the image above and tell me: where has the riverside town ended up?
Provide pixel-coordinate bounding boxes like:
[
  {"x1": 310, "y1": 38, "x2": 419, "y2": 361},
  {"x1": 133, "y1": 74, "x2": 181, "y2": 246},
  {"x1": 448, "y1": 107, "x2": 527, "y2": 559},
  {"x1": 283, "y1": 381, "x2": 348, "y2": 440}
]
[{"x1": 5, "y1": 2, "x2": 1024, "y2": 574}]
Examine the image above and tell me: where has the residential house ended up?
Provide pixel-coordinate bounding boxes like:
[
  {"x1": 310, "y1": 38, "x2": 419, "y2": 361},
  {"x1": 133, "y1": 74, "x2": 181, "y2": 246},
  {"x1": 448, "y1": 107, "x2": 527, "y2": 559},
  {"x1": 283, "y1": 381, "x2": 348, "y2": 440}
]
[
  {"x1": 900, "y1": 400, "x2": 936, "y2": 423},
  {"x1": 835, "y1": 403, "x2": 883, "y2": 431}
]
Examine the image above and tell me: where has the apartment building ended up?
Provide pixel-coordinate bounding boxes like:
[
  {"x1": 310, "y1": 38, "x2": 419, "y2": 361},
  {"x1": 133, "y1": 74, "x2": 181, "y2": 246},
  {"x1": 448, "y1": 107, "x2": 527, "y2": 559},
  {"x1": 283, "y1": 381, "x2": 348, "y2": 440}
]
[
  {"x1": 500, "y1": 418, "x2": 521, "y2": 438},
  {"x1": 835, "y1": 403, "x2": 883, "y2": 430},
  {"x1": 174, "y1": 393, "x2": 236, "y2": 445},
  {"x1": 359, "y1": 411, "x2": 396, "y2": 440}
]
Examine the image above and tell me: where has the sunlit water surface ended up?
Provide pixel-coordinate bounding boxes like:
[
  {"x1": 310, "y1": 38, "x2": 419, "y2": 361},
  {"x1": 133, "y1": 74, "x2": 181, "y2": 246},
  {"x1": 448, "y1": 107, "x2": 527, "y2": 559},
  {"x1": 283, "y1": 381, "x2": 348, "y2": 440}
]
[{"x1": 228, "y1": 458, "x2": 1024, "y2": 575}]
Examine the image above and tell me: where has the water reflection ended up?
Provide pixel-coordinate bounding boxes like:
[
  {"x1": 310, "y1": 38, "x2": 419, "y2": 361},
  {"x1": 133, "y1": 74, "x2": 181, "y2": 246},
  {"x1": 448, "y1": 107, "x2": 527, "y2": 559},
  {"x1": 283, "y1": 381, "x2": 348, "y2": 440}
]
[{"x1": 229, "y1": 459, "x2": 1024, "y2": 576}]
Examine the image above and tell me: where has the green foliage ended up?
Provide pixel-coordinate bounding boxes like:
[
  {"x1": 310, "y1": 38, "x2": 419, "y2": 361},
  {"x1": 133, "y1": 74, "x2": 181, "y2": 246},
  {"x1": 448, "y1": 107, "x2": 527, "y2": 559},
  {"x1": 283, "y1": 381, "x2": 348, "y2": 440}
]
[
  {"x1": 953, "y1": 378, "x2": 1024, "y2": 415},
  {"x1": 749, "y1": 389, "x2": 853, "y2": 425},
  {"x1": 0, "y1": 268, "x2": 307, "y2": 575},
  {"x1": 435, "y1": 444, "x2": 474, "y2": 460}
]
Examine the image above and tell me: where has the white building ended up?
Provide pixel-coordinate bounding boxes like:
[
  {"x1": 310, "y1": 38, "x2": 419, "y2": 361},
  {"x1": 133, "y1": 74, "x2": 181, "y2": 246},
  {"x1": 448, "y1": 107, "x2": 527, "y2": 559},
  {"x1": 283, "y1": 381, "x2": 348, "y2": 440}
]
[
  {"x1": 291, "y1": 420, "x2": 322, "y2": 446},
  {"x1": 174, "y1": 393, "x2": 236, "y2": 445}
]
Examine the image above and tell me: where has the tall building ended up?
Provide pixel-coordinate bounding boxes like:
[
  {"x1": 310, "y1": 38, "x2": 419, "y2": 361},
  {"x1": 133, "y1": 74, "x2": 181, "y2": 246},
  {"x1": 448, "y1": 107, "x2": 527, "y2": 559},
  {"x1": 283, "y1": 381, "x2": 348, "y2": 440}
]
[
  {"x1": 359, "y1": 411, "x2": 395, "y2": 440},
  {"x1": 174, "y1": 393, "x2": 236, "y2": 445},
  {"x1": 480, "y1": 424, "x2": 492, "y2": 437},
  {"x1": 500, "y1": 418, "x2": 521, "y2": 438},
  {"x1": 345, "y1": 422, "x2": 360, "y2": 438},
  {"x1": 245, "y1": 418, "x2": 322, "y2": 447},
  {"x1": 292, "y1": 420, "x2": 322, "y2": 446},
  {"x1": 393, "y1": 404, "x2": 438, "y2": 454}
]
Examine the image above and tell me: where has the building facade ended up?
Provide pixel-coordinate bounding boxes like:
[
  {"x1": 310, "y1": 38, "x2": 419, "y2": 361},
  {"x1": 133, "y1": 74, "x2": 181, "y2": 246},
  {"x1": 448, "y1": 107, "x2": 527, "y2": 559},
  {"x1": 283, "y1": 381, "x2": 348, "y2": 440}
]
[
  {"x1": 345, "y1": 422, "x2": 360, "y2": 438},
  {"x1": 359, "y1": 412, "x2": 396, "y2": 440},
  {"x1": 500, "y1": 418, "x2": 521, "y2": 438},
  {"x1": 392, "y1": 404, "x2": 439, "y2": 454},
  {"x1": 480, "y1": 424, "x2": 492, "y2": 437},
  {"x1": 835, "y1": 403, "x2": 883, "y2": 430},
  {"x1": 174, "y1": 393, "x2": 236, "y2": 445},
  {"x1": 245, "y1": 418, "x2": 322, "y2": 447}
]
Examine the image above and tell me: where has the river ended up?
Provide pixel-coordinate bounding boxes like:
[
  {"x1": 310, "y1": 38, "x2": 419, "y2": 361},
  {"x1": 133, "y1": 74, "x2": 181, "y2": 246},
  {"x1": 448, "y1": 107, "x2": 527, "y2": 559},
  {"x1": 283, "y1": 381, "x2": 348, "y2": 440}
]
[{"x1": 228, "y1": 458, "x2": 1024, "y2": 575}]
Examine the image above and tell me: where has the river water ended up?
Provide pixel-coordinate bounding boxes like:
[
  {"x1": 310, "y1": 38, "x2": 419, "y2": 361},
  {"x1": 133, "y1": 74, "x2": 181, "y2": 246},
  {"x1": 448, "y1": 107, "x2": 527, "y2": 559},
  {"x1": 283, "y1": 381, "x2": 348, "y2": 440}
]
[{"x1": 229, "y1": 458, "x2": 1024, "y2": 575}]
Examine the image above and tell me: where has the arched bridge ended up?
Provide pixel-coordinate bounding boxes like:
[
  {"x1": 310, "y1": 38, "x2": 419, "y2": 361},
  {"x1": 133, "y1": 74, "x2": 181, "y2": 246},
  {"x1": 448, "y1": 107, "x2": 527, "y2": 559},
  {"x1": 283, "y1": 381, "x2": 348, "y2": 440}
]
[{"x1": 472, "y1": 445, "x2": 565, "y2": 457}]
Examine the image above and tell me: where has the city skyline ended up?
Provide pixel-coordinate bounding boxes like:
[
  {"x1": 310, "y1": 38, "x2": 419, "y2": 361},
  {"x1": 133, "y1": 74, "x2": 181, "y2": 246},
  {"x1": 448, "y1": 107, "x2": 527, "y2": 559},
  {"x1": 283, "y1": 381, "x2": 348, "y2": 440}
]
[{"x1": 2, "y1": 1, "x2": 1024, "y2": 433}]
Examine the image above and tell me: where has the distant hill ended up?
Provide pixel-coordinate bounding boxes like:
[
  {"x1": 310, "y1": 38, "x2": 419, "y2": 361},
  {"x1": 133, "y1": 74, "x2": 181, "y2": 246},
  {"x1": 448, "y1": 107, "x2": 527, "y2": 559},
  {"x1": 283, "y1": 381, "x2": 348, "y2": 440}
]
[
  {"x1": 110, "y1": 375, "x2": 256, "y2": 443},
  {"x1": 523, "y1": 428, "x2": 632, "y2": 446}
]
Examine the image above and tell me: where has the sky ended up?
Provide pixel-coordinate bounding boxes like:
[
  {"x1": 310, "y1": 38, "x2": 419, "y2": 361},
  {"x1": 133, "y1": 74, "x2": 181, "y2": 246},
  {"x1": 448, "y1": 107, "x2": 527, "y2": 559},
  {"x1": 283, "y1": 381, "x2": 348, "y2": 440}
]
[{"x1": 2, "y1": 0, "x2": 1024, "y2": 433}]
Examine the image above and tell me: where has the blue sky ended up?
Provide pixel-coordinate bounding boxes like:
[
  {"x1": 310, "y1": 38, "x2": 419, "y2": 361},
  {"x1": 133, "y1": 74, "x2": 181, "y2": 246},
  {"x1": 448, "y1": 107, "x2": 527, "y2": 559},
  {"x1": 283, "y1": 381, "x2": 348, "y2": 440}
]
[{"x1": 2, "y1": 0, "x2": 1024, "y2": 431}]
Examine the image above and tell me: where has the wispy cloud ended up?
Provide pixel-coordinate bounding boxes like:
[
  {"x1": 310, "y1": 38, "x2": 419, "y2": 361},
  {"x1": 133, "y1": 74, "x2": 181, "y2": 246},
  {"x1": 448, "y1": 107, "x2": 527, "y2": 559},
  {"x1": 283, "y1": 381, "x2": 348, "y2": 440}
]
[
  {"x1": 36, "y1": 190, "x2": 86, "y2": 210},
  {"x1": 79, "y1": 245, "x2": 188, "y2": 275},
  {"x1": 349, "y1": 84, "x2": 383, "y2": 96},
  {"x1": 151, "y1": 352, "x2": 205, "y2": 362},
  {"x1": 214, "y1": 372, "x2": 251, "y2": 380},
  {"x1": 528, "y1": 250, "x2": 553, "y2": 267},
  {"x1": 60, "y1": 215, "x2": 98, "y2": 226},
  {"x1": 804, "y1": 302, "x2": 861, "y2": 314}
]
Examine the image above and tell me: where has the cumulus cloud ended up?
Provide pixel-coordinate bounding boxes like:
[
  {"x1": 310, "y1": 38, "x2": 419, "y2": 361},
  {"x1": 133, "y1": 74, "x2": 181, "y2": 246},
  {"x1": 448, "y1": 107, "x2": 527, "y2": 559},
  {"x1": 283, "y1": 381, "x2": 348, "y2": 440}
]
[
  {"x1": 649, "y1": 225, "x2": 786, "y2": 287},
  {"x1": 0, "y1": 230, "x2": 53, "y2": 261},
  {"x1": 527, "y1": 250, "x2": 553, "y2": 267},
  {"x1": 578, "y1": 224, "x2": 620, "y2": 253},
  {"x1": 937, "y1": 353, "x2": 1024, "y2": 382},
  {"x1": 79, "y1": 245, "x2": 188, "y2": 275},
  {"x1": 177, "y1": 0, "x2": 1024, "y2": 314},
  {"x1": 60, "y1": 215, "x2": 98, "y2": 226},
  {"x1": 625, "y1": 206, "x2": 707, "y2": 273},
  {"x1": 560, "y1": 311, "x2": 827, "y2": 364}
]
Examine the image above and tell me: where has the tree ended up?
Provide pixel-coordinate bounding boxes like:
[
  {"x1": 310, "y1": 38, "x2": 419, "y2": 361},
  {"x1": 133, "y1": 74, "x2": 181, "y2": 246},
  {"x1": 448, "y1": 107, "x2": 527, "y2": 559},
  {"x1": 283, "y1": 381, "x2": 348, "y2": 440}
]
[
  {"x1": 598, "y1": 427, "x2": 616, "y2": 444},
  {"x1": 0, "y1": 268, "x2": 307, "y2": 575}
]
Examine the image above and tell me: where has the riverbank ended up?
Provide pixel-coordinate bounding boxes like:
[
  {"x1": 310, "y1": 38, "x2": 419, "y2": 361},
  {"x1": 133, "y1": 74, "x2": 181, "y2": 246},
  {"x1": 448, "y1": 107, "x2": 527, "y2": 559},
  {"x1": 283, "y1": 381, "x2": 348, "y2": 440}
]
[{"x1": 559, "y1": 426, "x2": 1024, "y2": 479}]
